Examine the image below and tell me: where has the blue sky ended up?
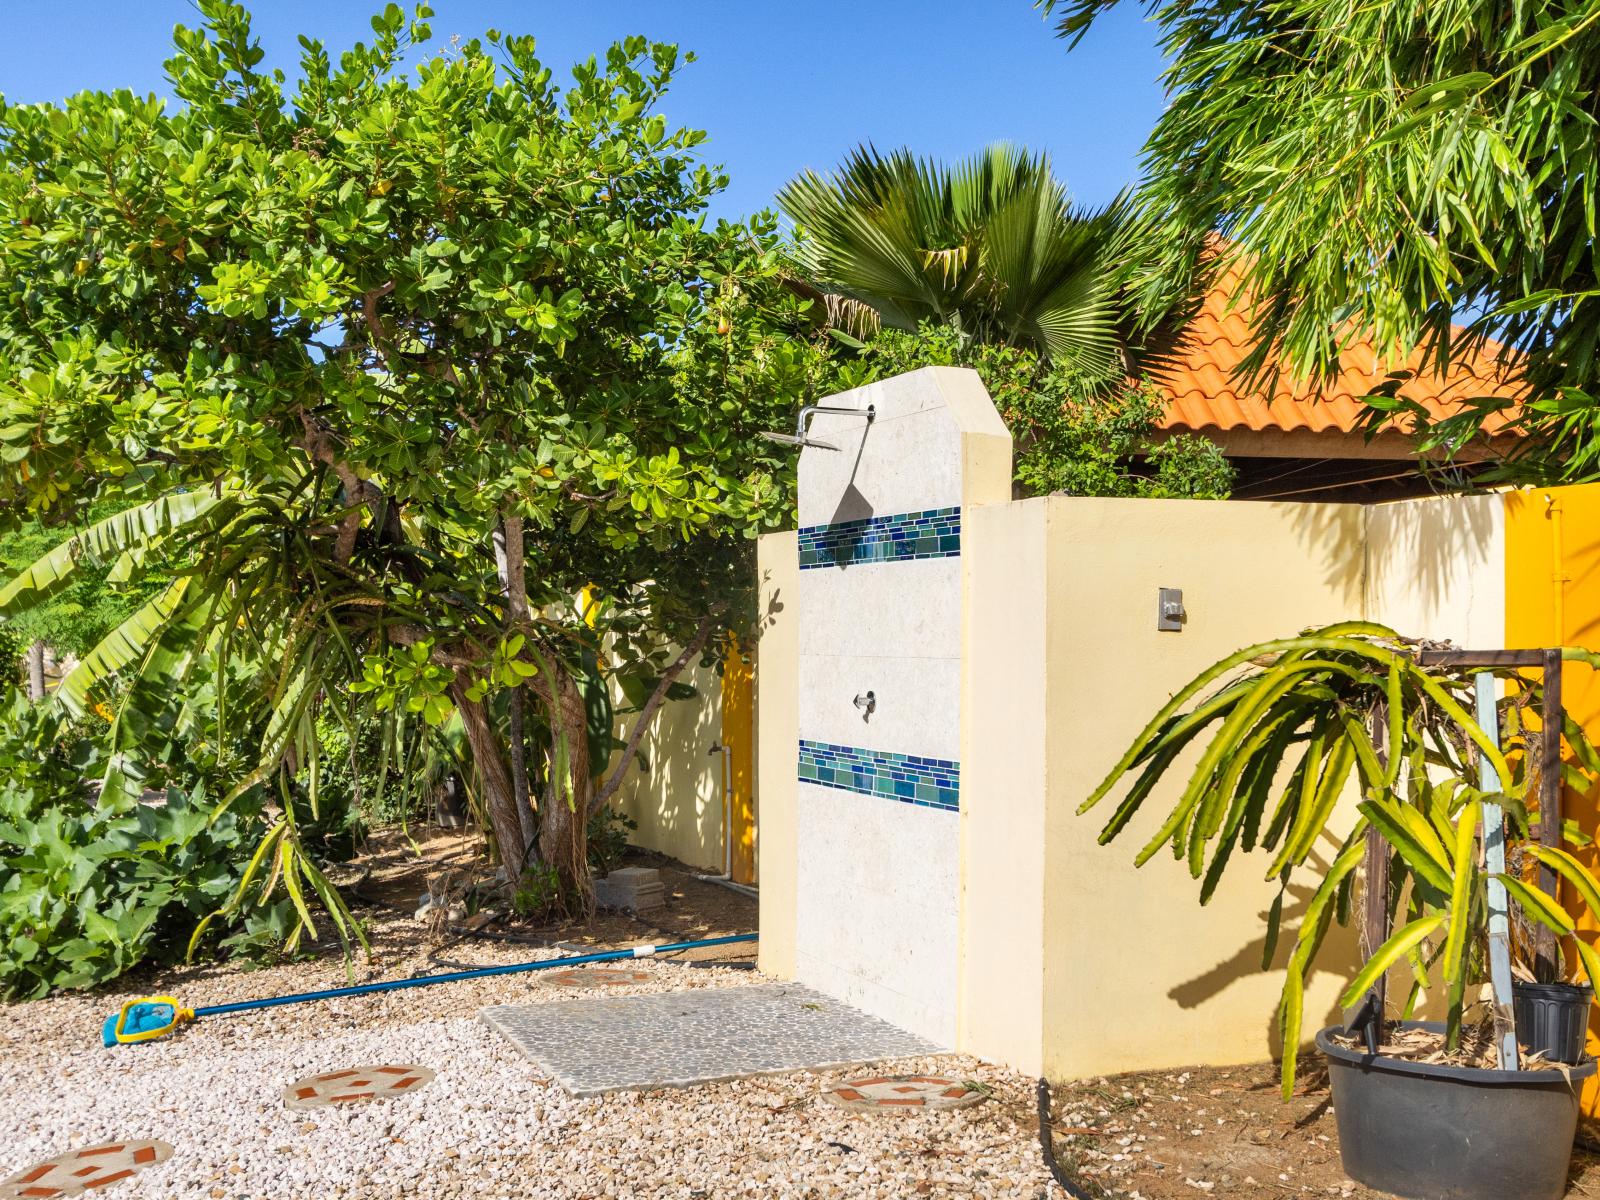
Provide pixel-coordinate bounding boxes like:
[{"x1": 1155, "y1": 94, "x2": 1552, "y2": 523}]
[{"x1": 0, "y1": 1, "x2": 1168, "y2": 223}]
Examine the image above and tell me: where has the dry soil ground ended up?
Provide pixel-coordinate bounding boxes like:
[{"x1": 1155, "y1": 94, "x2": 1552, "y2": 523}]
[{"x1": 1044, "y1": 1052, "x2": 1600, "y2": 1199}]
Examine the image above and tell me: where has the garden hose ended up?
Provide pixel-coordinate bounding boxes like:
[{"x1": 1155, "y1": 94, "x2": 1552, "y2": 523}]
[
  {"x1": 102, "y1": 934, "x2": 758, "y2": 1047},
  {"x1": 1036, "y1": 1078, "x2": 1111, "y2": 1200}
]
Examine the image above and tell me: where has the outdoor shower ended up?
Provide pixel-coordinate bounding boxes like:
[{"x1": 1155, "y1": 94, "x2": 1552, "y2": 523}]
[{"x1": 760, "y1": 403, "x2": 876, "y2": 451}]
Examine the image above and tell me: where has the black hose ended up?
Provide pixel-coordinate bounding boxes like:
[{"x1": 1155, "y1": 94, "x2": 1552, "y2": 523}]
[{"x1": 1036, "y1": 1078, "x2": 1111, "y2": 1200}]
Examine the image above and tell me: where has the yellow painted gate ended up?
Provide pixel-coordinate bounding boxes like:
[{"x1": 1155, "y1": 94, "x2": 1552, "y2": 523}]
[
  {"x1": 721, "y1": 634, "x2": 757, "y2": 885},
  {"x1": 1505, "y1": 485, "x2": 1600, "y2": 1110}
]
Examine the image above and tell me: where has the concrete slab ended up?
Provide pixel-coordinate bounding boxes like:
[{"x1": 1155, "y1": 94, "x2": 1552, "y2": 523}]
[{"x1": 480, "y1": 983, "x2": 942, "y2": 1096}]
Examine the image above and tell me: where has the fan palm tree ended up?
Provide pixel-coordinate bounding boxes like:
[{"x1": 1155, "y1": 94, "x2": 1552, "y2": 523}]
[{"x1": 778, "y1": 144, "x2": 1128, "y2": 379}]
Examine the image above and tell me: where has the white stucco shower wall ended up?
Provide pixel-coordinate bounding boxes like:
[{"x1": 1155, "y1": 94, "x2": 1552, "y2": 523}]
[{"x1": 791, "y1": 367, "x2": 1010, "y2": 1045}]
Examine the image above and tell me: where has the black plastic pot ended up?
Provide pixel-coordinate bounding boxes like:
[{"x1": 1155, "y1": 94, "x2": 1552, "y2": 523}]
[
  {"x1": 1515, "y1": 981, "x2": 1594, "y2": 1065},
  {"x1": 1317, "y1": 1022, "x2": 1594, "y2": 1200}
]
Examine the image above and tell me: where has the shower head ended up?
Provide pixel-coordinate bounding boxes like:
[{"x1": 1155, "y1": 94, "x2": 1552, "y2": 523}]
[
  {"x1": 760, "y1": 430, "x2": 838, "y2": 451},
  {"x1": 759, "y1": 403, "x2": 875, "y2": 453}
]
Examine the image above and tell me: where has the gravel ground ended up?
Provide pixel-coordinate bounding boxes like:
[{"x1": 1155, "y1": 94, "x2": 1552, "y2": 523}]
[
  {"x1": 2, "y1": 842, "x2": 1057, "y2": 1200},
  {"x1": 3, "y1": 952, "x2": 1051, "y2": 1199}
]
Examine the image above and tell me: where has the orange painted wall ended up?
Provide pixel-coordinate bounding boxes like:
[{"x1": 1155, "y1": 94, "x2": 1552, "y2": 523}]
[
  {"x1": 721, "y1": 634, "x2": 757, "y2": 885},
  {"x1": 1505, "y1": 485, "x2": 1600, "y2": 1106}
]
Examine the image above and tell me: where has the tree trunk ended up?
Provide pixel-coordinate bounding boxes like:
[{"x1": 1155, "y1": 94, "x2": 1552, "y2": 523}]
[
  {"x1": 25, "y1": 641, "x2": 46, "y2": 702},
  {"x1": 508, "y1": 691, "x2": 536, "y2": 851},
  {"x1": 494, "y1": 516, "x2": 538, "y2": 854},
  {"x1": 539, "y1": 663, "x2": 594, "y2": 913},
  {"x1": 589, "y1": 615, "x2": 717, "y2": 818},
  {"x1": 451, "y1": 683, "x2": 527, "y2": 875}
]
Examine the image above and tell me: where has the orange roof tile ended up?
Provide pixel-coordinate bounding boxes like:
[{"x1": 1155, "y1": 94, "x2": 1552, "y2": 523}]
[{"x1": 1153, "y1": 257, "x2": 1523, "y2": 438}]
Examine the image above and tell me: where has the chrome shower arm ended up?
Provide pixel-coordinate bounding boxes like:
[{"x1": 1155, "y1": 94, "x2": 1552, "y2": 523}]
[
  {"x1": 794, "y1": 403, "x2": 875, "y2": 439},
  {"x1": 759, "y1": 402, "x2": 875, "y2": 453}
]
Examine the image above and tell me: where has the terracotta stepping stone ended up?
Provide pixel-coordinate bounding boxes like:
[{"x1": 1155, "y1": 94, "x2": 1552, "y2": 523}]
[
  {"x1": 281, "y1": 1064, "x2": 435, "y2": 1111},
  {"x1": 0, "y1": 1140, "x2": 172, "y2": 1198},
  {"x1": 823, "y1": 1074, "x2": 988, "y2": 1113},
  {"x1": 541, "y1": 967, "x2": 653, "y2": 989}
]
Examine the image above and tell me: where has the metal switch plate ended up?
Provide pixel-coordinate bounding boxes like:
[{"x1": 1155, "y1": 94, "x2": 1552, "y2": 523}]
[{"x1": 1157, "y1": 587, "x2": 1185, "y2": 632}]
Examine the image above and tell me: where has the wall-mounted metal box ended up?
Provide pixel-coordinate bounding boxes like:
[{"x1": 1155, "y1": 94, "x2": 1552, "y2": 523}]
[{"x1": 1158, "y1": 587, "x2": 1185, "y2": 632}]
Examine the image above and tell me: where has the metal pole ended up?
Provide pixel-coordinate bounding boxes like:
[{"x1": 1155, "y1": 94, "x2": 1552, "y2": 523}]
[
  {"x1": 1476, "y1": 672, "x2": 1520, "y2": 1070},
  {"x1": 1360, "y1": 703, "x2": 1391, "y2": 1020},
  {"x1": 1536, "y1": 649, "x2": 1565, "y2": 980}
]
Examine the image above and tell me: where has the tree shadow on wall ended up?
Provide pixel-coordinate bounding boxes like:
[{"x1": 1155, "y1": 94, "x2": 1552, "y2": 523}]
[
  {"x1": 609, "y1": 657, "x2": 724, "y2": 875},
  {"x1": 1285, "y1": 489, "x2": 1498, "y2": 623},
  {"x1": 752, "y1": 569, "x2": 785, "y2": 644},
  {"x1": 1165, "y1": 838, "x2": 1365, "y2": 1060}
]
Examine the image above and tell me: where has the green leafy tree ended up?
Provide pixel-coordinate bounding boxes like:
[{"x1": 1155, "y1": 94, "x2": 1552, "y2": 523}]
[
  {"x1": 0, "y1": 2, "x2": 833, "y2": 920},
  {"x1": 1041, "y1": 0, "x2": 1600, "y2": 479},
  {"x1": 838, "y1": 325, "x2": 1233, "y2": 499}
]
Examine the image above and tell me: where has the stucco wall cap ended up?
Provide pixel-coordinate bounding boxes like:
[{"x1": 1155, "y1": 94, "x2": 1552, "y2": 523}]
[
  {"x1": 928, "y1": 366, "x2": 1011, "y2": 440},
  {"x1": 805, "y1": 366, "x2": 1011, "y2": 439}
]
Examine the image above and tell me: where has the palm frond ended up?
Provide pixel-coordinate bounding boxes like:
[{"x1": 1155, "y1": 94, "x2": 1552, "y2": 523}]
[{"x1": 779, "y1": 143, "x2": 1127, "y2": 367}]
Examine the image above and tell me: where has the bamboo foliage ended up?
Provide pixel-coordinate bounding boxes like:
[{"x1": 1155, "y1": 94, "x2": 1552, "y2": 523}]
[
  {"x1": 1040, "y1": 0, "x2": 1600, "y2": 478},
  {"x1": 1084, "y1": 623, "x2": 1600, "y2": 1096}
]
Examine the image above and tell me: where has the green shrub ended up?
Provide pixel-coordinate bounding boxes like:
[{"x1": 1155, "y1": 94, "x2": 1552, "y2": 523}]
[
  {"x1": 587, "y1": 805, "x2": 637, "y2": 876},
  {"x1": 0, "y1": 688, "x2": 275, "y2": 998},
  {"x1": 315, "y1": 710, "x2": 455, "y2": 830},
  {"x1": 0, "y1": 789, "x2": 269, "y2": 999},
  {"x1": 0, "y1": 625, "x2": 22, "y2": 686},
  {"x1": 214, "y1": 896, "x2": 315, "y2": 967},
  {"x1": 511, "y1": 863, "x2": 563, "y2": 920},
  {"x1": 0, "y1": 684, "x2": 94, "y2": 810}
]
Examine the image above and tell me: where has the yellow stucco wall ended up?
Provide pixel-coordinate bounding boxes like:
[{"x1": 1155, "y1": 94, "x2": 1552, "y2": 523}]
[
  {"x1": 960, "y1": 499, "x2": 1049, "y2": 1076},
  {"x1": 1505, "y1": 485, "x2": 1600, "y2": 1112},
  {"x1": 722, "y1": 637, "x2": 758, "y2": 885},
  {"x1": 604, "y1": 659, "x2": 725, "y2": 872},
  {"x1": 1035, "y1": 497, "x2": 1370, "y2": 1080},
  {"x1": 756, "y1": 487, "x2": 1516, "y2": 1080},
  {"x1": 1365, "y1": 494, "x2": 1506, "y2": 646},
  {"x1": 756, "y1": 530, "x2": 799, "y2": 978}
]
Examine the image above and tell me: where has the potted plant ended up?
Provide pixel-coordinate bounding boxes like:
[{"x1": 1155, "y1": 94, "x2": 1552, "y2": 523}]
[
  {"x1": 1084, "y1": 622, "x2": 1600, "y2": 1200},
  {"x1": 1511, "y1": 881, "x2": 1595, "y2": 1067}
]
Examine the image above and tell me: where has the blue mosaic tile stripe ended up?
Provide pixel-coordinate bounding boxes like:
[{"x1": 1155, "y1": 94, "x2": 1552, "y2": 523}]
[
  {"x1": 797, "y1": 506, "x2": 961, "y2": 570},
  {"x1": 797, "y1": 738, "x2": 960, "y2": 812}
]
